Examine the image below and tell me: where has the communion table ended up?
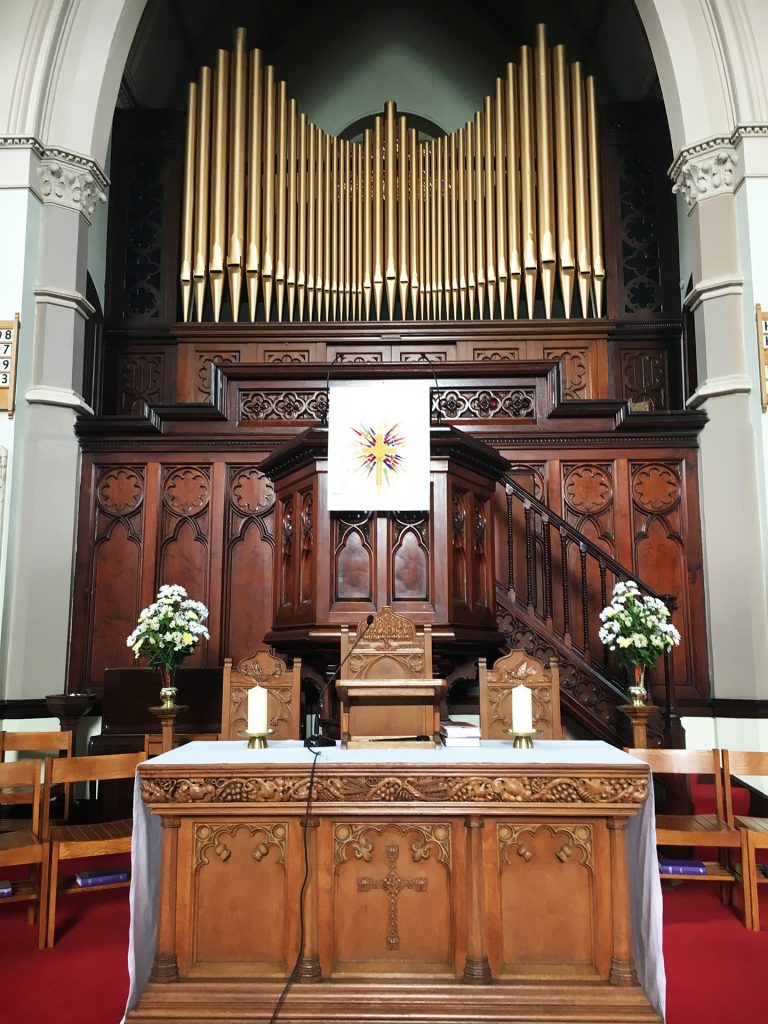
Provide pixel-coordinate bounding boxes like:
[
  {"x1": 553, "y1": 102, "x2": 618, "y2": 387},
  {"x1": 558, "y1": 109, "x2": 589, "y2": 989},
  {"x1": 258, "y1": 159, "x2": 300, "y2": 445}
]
[{"x1": 124, "y1": 741, "x2": 664, "y2": 1023}]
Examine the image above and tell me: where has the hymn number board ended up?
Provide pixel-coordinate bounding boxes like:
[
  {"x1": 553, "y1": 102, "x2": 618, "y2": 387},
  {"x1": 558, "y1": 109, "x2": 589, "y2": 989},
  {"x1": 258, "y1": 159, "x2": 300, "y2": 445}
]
[{"x1": 0, "y1": 315, "x2": 19, "y2": 418}]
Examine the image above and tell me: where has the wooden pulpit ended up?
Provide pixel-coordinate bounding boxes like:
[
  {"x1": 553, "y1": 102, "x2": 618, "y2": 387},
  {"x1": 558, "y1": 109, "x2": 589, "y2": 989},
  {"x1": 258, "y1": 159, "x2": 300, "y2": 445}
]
[{"x1": 336, "y1": 677, "x2": 446, "y2": 748}]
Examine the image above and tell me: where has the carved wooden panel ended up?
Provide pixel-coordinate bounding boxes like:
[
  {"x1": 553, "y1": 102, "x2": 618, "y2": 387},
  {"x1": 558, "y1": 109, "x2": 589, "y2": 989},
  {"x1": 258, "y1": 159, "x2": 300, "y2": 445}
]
[
  {"x1": 467, "y1": 343, "x2": 525, "y2": 361},
  {"x1": 617, "y1": 342, "x2": 671, "y2": 411},
  {"x1": 327, "y1": 347, "x2": 388, "y2": 363},
  {"x1": 240, "y1": 389, "x2": 328, "y2": 423},
  {"x1": 438, "y1": 387, "x2": 536, "y2": 420},
  {"x1": 452, "y1": 491, "x2": 469, "y2": 609},
  {"x1": 195, "y1": 350, "x2": 241, "y2": 400},
  {"x1": 630, "y1": 461, "x2": 688, "y2": 686},
  {"x1": 472, "y1": 495, "x2": 490, "y2": 613},
  {"x1": 117, "y1": 351, "x2": 165, "y2": 413},
  {"x1": 391, "y1": 513, "x2": 429, "y2": 602},
  {"x1": 329, "y1": 822, "x2": 454, "y2": 973},
  {"x1": 541, "y1": 346, "x2": 591, "y2": 400},
  {"x1": 334, "y1": 513, "x2": 374, "y2": 602},
  {"x1": 87, "y1": 466, "x2": 145, "y2": 684},
  {"x1": 190, "y1": 820, "x2": 291, "y2": 970},
  {"x1": 157, "y1": 466, "x2": 211, "y2": 666},
  {"x1": 223, "y1": 467, "x2": 275, "y2": 664},
  {"x1": 256, "y1": 345, "x2": 315, "y2": 363},
  {"x1": 491, "y1": 820, "x2": 608, "y2": 978}
]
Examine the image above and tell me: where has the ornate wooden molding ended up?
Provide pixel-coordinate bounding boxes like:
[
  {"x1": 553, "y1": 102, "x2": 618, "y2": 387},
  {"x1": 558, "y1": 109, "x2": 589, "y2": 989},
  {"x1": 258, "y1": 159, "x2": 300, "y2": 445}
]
[
  {"x1": 194, "y1": 821, "x2": 287, "y2": 872},
  {"x1": 139, "y1": 767, "x2": 647, "y2": 807}
]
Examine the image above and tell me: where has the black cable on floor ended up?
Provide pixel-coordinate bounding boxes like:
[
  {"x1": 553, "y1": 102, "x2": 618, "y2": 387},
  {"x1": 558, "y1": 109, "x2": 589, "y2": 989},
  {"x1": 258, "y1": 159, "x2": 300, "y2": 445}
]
[{"x1": 268, "y1": 742, "x2": 322, "y2": 1024}]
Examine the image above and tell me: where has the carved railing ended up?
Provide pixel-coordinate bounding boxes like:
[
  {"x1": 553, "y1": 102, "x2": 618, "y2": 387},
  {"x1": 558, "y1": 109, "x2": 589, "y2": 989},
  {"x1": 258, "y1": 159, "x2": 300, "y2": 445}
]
[{"x1": 498, "y1": 473, "x2": 678, "y2": 746}]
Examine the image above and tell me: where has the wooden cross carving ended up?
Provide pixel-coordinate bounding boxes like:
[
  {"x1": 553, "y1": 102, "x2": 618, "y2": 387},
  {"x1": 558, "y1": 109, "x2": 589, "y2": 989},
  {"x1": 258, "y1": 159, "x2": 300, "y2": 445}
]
[{"x1": 357, "y1": 842, "x2": 427, "y2": 950}]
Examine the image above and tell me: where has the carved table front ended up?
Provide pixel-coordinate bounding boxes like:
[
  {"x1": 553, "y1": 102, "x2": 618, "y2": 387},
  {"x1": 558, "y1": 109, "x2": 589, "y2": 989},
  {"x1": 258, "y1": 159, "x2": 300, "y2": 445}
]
[{"x1": 125, "y1": 741, "x2": 662, "y2": 1024}]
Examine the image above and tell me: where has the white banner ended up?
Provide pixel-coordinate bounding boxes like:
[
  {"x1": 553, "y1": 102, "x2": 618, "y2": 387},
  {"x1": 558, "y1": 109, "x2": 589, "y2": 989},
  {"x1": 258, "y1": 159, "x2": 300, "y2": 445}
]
[{"x1": 327, "y1": 380, "x2": 431, "y2": 511}]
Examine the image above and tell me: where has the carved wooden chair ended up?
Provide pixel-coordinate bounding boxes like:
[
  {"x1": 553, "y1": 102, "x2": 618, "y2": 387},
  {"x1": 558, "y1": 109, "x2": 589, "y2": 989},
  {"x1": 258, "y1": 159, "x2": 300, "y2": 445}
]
[
  {"x1": 220, "y1": 649, "x2": 303, "y2": 740},
  {"x1": 0, "y1": 759, "x2": 49, "y2": 948},
  {"x1": 478, "y1": 650, "x2": 562, "y2": 740},
  {"x1": 42, "y1": 750, "x2": 147, "y2": 947},
  {"x1": 626, "y1": 747, "x2": 750, "y2": 926},
  {"x1": 0, "y1": 729, "x2": 74, "y2": 829},
  {"x1": 339, "y1": 606, "x2": 433, "y2": 681},
  {"x1": 722, "y1": 749, "x2": 768, "y2": 930}
]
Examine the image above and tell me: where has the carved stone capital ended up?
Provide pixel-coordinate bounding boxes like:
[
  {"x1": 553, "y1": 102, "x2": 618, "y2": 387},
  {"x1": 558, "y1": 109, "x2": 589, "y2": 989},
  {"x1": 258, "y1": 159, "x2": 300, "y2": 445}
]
[
  {"x1": 37, "y1": 149, "x2": 108, "y2": 222},
  {"x1": 670, "y1": 140, "x2": 738, "y2": 208}
]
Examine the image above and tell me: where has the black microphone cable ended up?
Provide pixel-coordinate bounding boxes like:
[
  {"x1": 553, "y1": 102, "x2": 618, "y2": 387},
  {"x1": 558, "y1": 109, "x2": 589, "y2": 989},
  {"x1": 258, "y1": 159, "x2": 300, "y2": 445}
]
[{"x1": 267, "y1": 739, "x2": 322, "y2": 1024}]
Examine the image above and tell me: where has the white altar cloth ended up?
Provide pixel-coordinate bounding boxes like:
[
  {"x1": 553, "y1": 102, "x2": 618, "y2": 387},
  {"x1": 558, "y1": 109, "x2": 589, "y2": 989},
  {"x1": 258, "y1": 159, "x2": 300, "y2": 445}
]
[{"x1": 124, "y1": 740, "x2": 665, "y2": 1020}]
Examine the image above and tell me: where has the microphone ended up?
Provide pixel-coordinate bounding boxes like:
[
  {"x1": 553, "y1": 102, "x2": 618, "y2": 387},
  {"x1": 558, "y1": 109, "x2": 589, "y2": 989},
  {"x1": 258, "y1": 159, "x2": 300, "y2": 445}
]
[
  {"x1": 304, "y1": 614, "x2": 376, "y2": 747},
  {"x1": 418, "y1": 352, "x2": 443, "y2": 424}
]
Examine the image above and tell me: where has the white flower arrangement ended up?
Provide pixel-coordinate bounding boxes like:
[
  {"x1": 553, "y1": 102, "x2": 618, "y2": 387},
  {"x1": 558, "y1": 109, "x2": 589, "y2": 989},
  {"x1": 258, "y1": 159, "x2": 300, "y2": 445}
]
[
  {"x1": 598, "y1": 580, "x2": 680, "y2": 668},
  {"x1": 126, "y1": 584, "x2": 210, "y2": 675}
]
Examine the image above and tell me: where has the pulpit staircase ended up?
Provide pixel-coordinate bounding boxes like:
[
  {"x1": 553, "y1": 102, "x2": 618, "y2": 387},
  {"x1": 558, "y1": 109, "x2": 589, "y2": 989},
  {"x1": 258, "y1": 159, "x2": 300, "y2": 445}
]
[{"x1": 492, "y1": 474, "x2": 675, "y2": 748}]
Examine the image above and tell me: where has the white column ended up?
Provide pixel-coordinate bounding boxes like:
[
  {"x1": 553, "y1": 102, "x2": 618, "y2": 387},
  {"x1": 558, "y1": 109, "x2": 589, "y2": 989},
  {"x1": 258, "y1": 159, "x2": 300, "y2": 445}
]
[
  {"x1": 0, "y1": 149, "x2": 103, "y2": 700},
  {"x1": 672, "y1": 135, "x2": 768, "y2": 700}
]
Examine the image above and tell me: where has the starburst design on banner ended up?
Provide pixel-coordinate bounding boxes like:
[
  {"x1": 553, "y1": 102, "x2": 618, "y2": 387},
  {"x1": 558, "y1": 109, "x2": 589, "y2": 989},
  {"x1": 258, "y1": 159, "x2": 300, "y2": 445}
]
[{"x1": 351, "y1": 423, "x2": 406, "y2": 491}]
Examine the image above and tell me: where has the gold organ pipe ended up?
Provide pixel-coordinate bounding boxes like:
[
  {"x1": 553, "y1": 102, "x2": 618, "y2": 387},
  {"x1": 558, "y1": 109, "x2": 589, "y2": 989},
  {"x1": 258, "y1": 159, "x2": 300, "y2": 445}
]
[
  {"x1": 180, "y1": 81, "x2": 197, "y2": 323},
  {"x1": 209, "y1": 50, "x2": 229, "y2": 322},
  {"x1": 442, "y1": 135, "x2": 451, "y2": 319},
  {"x1": 435, "y1": 138, "x2": 443, "y2": 320},
  {"x1": 483, "y1": 95, "x2": 496, "y2": 318},
  {"x1": 570, "y1": 63, "x2": 591, "y2": 319},
  {"x1": 518, "y1": 46, "x2": 537, "y2": 318},
  {"x1": 315, "y1": 130, "x2": 324, "y2": 319},
  {"x1": 534, "y1": 24, "x2": 556, "y2": 318},
  {"x1": 182, "y1": 26, "x2": 609, "y2": 324},
  {"x1": 286, "y1": 97, "x2": 298, "y2": 322},
  {"x1": 449, "y1": 133, "x2": 458, "y2": 319},
  {"x1": 245, "y1": 48, "x2": 263, "y2": 322},
  {"x1": 585, "y1": 75, "x2": 605, "y2": 317},
  {"x1": 505, "y1": 62, "x2": 521, "y2": 319},
  {"x1": 261, "y1": 65, "x2": 276, "y2": 322},
  {"x1": 358, "y1": 142, "x2": 364, "y2": 313},
  {"x1": 421, "y1": 144, "x2": 428, "y2": 317},
  {"x1": 363, "y1": 129, "x2": 372, "y2": 320},
  {"x1": 306, "y1": 123, "x2": 316, "y2": 321},
  {"x1": 398, "y1": 116, "x2": 409, "y2": 319},
  {"x1": 553, "y1": 45, "x2": 575, "y2": 319},
  {"x1": 345, "y1": 141, "x2": 352, "y2": 319},
  {"x1": 426, "y1": 142, "x2": 434, "y2": 320},
  {"x1": 384, "y1": 101, "x2": 397, "y2": 319},
  {"x1": 323, "y1": 132, "x2": 332, "y2": 320},
  {"x1": 297, "y1": 112, "x2": 307, "y2": 322},
  {"x1": 274, "y1": 80, "x2": 288, "y2": 322},
  {"x1": 373, "y1": 116, "x2": 384, "y2": 320},
  {"x1": 457, "y1": 126, "x2": 467, "y2": 319},
  {"x1": 331, "y1": 136, "x2": 339, "y2": 320},
  {"x1": 193, "y1": 66, "x2": 211, "y2": 321},
  {"x1": 351, "y1": 142, "x2": 358, "y2": 319},
  {"x1": 409, "y1": 128, "x2": 419, "y2": 319},
  {"x1": 465, "y1": 121, "x2": 476, "y2": 318},
  {"x1": 474, "y1": 110, "x2": 486, "y2": 318},
  {"x1": 494, "y1": 78, "x2": 508, "y2": 320},
  {"x1": 227, "y1": 28, "x2": 246, "y2": 322}
]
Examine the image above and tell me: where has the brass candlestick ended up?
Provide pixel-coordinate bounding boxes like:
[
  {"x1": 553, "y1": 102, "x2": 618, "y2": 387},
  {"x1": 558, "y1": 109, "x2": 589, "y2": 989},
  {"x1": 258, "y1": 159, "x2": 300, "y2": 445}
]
[
  {"x1": 504, "y1": 728, "x2": 541, "y2": 749},
  {"x1": 239, "y1": 728, "x2": 276, "y2": 749}
]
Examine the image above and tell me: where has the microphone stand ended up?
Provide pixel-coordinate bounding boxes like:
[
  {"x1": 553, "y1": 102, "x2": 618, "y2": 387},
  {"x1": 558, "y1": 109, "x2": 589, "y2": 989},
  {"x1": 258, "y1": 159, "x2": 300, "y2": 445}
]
[
  {"x1": 304, "y1": 614, "x2": 375, "y2": 747},
  {"x1": 419, "y1": 351, "x2": 443, "y2": 424}
]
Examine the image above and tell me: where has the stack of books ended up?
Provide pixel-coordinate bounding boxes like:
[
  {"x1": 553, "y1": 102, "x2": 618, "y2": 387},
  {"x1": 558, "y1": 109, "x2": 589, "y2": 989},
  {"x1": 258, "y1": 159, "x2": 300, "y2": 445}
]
[
  {"x1": 0, "y1": 879, "x2": 12, "y2": 898},
  {"x1": 440, "y1": 721, "x2": 481, "y2": 748},
  {"x1": 74, "y1": 868, "x2": 129, "y2": 887},
  {"x1": 658, "y1": 855, "x2": 707, "y2": 876}
]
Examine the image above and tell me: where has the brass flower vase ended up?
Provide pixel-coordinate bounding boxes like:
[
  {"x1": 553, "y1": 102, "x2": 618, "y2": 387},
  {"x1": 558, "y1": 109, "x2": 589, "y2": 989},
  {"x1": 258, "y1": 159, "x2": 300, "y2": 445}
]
[
  {"x1": 159, "y1": 667, "x2": 178, "y2": 709},
  {"x1": 628, "y1": 663, "x2": 647, "y2": 707}
]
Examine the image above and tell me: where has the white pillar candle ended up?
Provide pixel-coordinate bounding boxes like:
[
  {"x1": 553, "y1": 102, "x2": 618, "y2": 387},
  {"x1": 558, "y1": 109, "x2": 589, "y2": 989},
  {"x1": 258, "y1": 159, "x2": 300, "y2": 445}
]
[
  {"x1": 247, "y1": 684, "x2": 269, "y2": 734},
  {"x1": 511, "y1": 683, "x2": 533, "y2": 734}
]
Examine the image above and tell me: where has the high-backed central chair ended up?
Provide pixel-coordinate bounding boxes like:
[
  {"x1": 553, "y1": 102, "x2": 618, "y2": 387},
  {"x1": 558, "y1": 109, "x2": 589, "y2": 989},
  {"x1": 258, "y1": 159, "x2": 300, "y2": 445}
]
[
  {"x1": 220, "y1": 649, "x2": 302, "y2": 740},
  {"x1": 478, "y1": 650, "x2": 562, "y2": 740},
  {"x1": 339, "y1": 606, "x2": 433, "y2": 680}
]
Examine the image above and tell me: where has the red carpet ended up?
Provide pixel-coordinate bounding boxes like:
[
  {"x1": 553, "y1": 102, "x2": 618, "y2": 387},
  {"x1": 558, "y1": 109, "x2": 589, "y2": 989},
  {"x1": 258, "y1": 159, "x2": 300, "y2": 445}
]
[{"x1": 1, "y1": 877, "x2": 767, "y2": 1023}]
